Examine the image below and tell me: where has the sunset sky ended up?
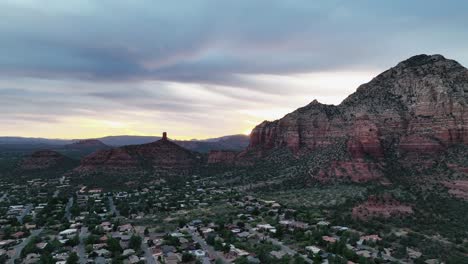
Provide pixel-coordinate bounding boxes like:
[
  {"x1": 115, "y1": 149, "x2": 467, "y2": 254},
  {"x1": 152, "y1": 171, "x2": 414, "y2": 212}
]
[{"x1": 1, "y1": 0, "x2": 468, "y2": 139}]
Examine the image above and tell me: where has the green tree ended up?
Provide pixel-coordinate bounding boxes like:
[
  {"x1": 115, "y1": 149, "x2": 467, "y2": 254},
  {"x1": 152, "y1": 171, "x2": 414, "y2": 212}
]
[
  {"x1": 66, "y1": 252, "x2": 79, "y2": 264},
  {"x1": 129, "y1": 235, "x2": 142, "y2": 251}
]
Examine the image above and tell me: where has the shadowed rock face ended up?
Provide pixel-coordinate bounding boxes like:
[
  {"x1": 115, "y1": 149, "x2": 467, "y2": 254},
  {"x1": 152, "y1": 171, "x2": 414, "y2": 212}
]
[
  {"x1": 19, "y1": 150, "x2": 74, "y2": 171},
  {"x1": 245, "y1": 54, "x2": 468, "y2": 182},
  {"x1": 76, "y1": 133, "x2": 203, "y2": 175}
]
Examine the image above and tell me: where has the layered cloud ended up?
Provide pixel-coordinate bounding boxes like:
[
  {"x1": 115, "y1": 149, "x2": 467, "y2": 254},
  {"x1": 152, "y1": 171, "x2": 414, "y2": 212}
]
[{"x1": 1, "y1": 0, "x2": 467, "y2": 138}]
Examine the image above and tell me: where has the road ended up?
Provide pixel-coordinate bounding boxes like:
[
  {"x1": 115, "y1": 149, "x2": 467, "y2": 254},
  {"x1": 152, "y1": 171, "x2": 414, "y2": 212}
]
[
  {"x1": 77, "y1": 227, "x2": 89, "y2": 264},
  {"x1": 108, "y1": 196, "x2": 120, "y2": 216},
  {"x1": 137, "y1": 230, "x2": 156, "y2": 264},
  {"x1": 17, "y1": 204, "x2": 32, "y2": 224},
  {"x1": 0, "y1": 192, "x2": 7, "y2": 202},
  {"x1": 7, "y1": 228, "x2": 43, "y2": 264},
  {"x1": 189, "y1": 229, "x2": 228, "y2": 263},
  {"x1": 65, "y1": 197, "x2": 74, "y2": 221}
]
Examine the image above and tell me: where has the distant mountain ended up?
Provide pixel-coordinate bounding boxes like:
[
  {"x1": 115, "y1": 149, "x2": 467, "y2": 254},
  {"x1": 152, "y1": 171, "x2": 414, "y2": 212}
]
[
  {"x1": 96, "y1": 135, "x2": 161, "y2": 146},
  {"x1": 0, "y1": 134, "x2": 249, "y2": 154},
  {"x1": 63, "y1": 139, "x2": 112, "y2": 159},
  {"x1": 0, "y1": 137, "x2": 71, "y2": 145},
  {"x1": 176, "y1": 134, "x2": 249, "y2": 153},
  {"x1": 96, "y1": 134, "x2": 250, "y2": 152}
]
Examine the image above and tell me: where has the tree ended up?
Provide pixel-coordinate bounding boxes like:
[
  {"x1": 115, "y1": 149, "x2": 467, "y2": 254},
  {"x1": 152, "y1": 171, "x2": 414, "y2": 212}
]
[
  {"x1": 129, "y1": 235, "x2": 142, "y2": 251},
  {"x1": 66, "y1": 252, "x2": 79, "y2": 264},
  {"x1": 182, "y1": 252, "x2": 195, "y2": 262},
  {"x1": 107, "y1": 237, "x2": 122, "y2": 253},
  {"x1": 39, "y1": 253, "x2": 54, "y2": 264}
]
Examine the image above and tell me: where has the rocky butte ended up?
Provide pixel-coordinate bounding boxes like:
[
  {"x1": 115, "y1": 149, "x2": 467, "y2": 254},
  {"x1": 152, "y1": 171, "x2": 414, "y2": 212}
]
[
  {"x1": 76, "y1": 132, "x2": 203, "y2": 176},
  {"x1": 221, "y1": 54, "x2": 468, "y2": 184}
]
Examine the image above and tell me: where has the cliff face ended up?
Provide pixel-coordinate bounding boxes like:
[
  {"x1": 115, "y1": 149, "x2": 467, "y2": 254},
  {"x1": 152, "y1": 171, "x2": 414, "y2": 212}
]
[
  {"x1": 246, "y1": 55, "x2": 468, "y2": 182},
  {"x1": 76, "y1": 133, "x2": 203, "y2": 175}
]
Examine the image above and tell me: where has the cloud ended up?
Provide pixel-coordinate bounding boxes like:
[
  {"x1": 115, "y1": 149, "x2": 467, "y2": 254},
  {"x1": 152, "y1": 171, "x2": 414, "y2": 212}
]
[{"x1": 0, "y1": 0, "x2": 467, "y2": 138}]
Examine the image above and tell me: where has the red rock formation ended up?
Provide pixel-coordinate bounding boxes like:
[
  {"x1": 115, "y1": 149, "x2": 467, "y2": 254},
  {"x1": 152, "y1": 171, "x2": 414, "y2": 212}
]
[
  {"x1": 76, "y1": 133, "x2": 202, "y2": 175},
  {"x1": 443, "y1": 180, "x2": 468, "y2": 200},
  {"x1": 317, "y1": 160, "x2": 384, "y2": 183},
  {"x1": 242, "y1": 54, "x2": 468, "y2": 182},
  {"x1": 352, "y1": 195, "x2": 413, "y2": 220}
]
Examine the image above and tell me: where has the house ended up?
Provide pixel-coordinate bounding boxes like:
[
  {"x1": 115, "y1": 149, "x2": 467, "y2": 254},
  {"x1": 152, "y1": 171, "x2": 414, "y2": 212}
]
[
  {"x1": 94, "y1": 248, "x2": 111, "y2": 257},
  {"x1": 360, "y1": 234, "x2": 381, "y2": 242},
  {"x1": 12, "y1": 231, "x2": 25, "y2": 239},
  {"x1": 161, "y1": 245, "x2": 176, "y2": 255},
  {"x1": 356, "y1": 250, "x2": 372, "y2": 258},
  {"x1": 191, "y1": 249, "x2": 206, "y2": 259},
  {"x1": 118, "y1": 224, "x2": 133, "y2": 233},
  {"x1": 257, "y1": 224, "x2": 276, "y2": 233},
  {"x1": 270, "y1": 250, "x2": 286, "y2": 259},
  {"x1": 331, "y1": 226, "x2": 349, "y2": 232},
  {"x1": 25, "y1": 253, "x2": 40, "y2": 264},
  {"x1": 229, "y1": 245, "x2": 249, "y2": 258},
  {"x1": 123, "y1": 249, "x2": 136, "y2": 256},
  {"x1": 316, "y1": 221, "x2": 330, "y2": 227},
  {"x1": 164, "y1": 252, "x2": 182, "y2": 264},
  {"x1": 236, "y1": 231, "x2": 250, "y2": 239},
  {"x1": 247, "y1": 256, "x2": 261, "y2": 264},
  {"x1": 59, "y1": 228, "x2": 77, "y2": 238},
  {"x1": 128, "y1": 255, "x2": 140, "y2": 264},
  {"x1": 0, "y1": 239, "x2": 16, "y2": 248},
  {"x1": 306, "y1": 246, "x2": 322, "y2": 254},
  {"x1": 322, "y1": 236, "x2": 337, "y2": 243},
  {"x1": 100, "y1": 221, "x2": 113, "y2": 231},
  {"x1": 36, "y1": 242, "x2": 48, "y2": 250}
]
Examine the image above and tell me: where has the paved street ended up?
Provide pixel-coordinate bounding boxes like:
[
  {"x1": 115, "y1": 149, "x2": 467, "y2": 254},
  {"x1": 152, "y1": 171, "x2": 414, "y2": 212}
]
[
  {"x1": 137, "y1": 230, "x2": 156, "y2": 264},
  {"x1": 77, "y1": 227, "x2": 89, "y2": 264},
  {"x1": 0, "y1": 192, "x2": 7, "y2": 202},
  {"x1": 65, "y1": 197, "x2": 74, "y2": 221},
  {"x1": 7, "y1": 228, "x2": 43, "y2": 264},
  {"x1": 108, "y1": 196, "x2": 120, "y2": 216},
  {"x1": 189, "y1": 229, "x2": 228, "y2": 263},
  {"x1": 17, "y1": 204, "x2": 32, "y2": 224}
]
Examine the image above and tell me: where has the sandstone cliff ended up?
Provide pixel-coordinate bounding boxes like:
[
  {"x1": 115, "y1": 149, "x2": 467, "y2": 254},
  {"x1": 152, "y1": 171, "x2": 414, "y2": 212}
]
[{"x1": 244, "y1": 54, "x2": 468, "y2": 182}]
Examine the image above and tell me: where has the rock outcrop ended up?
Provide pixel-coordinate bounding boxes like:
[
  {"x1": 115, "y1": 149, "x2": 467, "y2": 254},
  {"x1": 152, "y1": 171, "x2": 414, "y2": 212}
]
[
  {"x1": 352, "y1": 195, "x2": 413, "y2": 220},
  {"x1": 76, "y1": 133, "x2": 203, "y2": 175},
  {"x1": 243, "y1": 54, "x2": 468, "y2": 182}
]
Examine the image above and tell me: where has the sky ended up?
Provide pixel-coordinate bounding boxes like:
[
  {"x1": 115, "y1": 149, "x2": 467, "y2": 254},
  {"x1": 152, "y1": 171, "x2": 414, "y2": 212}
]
[{"x1": 1, "y1": 0, "x2": 468, "y2": 139}]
